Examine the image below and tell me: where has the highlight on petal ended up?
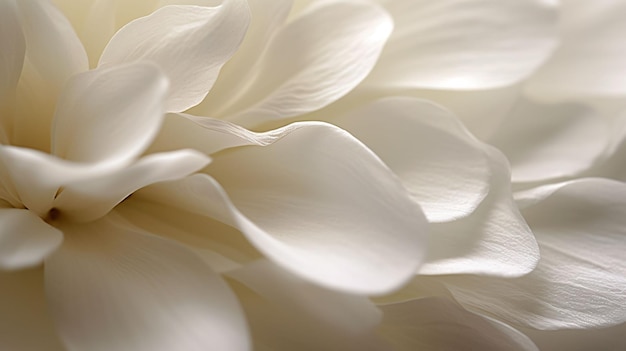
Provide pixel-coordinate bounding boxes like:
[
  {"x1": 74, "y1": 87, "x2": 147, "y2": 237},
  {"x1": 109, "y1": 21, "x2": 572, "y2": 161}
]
[
  {"x1": 52, "y1": 62, "x2": 168, "y2": 166},
  {"x1": 379, "y1": 297, "x2": 539, "y2": 351},
  {"x1": 227, "y1": 260, "x2": 388, "y2": 351},
  {"x1": 15, "y1": 0, "x2": 88, "y2": 90},
  {"x1": 53, "y1": 149, "x2": 211, "y2": 222},
  {"x1": 365, "y1": 0, "x2": 557, "y2": 90},
  {"x1": 138, "y1": 122, "x2": 428, "y2": 295},
  {"x1": 443, "y1": 178, "x2": 626, "y2": 329},
  {"x1": 524, "y1": 0, "x2": 626, "y2": 101},
  {"x1": 45, "y1": 217, "x2": 250, "y2": 351},
  {"x1": 334, "y1": 97, "x2": 491, "y2": 222},
  {"x1": 418, "y1": 147, "x2": 539, "y2": 277},
  {"x1": 0, "y1": 208, "x2": 63, "y2": 270},
  {"x1": 200, "y1": 0, "x2": 393, "y2": 127},
  {"x1": 0, "y1": 268, "x2": 66, "y2": 351},
  {"x1": 99, "y1": 0, "x2": 251, "y2": 112},
  {"x1": 489, "y1": 98, "x2": 609, "y2": 183}
]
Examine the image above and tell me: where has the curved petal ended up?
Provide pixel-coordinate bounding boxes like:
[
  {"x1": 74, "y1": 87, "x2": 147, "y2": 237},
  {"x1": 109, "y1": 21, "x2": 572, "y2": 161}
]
[
  {"x1": 0, "y1": 0, "x2": 25, "y2": 143},
  {"x1": 138, "y1": 122, "x2": 428, "y2": 295},
  {"x1": 53, "y1": 149, "x2": 211, "y2": 222},
  {"x1": 99, "y1": 0, "x2": 250, "y2": 112},
  {"x1": 227, "y1": 261, "x2": 388, "y2": 351},
  {"x1": 524, "y1": 0, "x2": 626, "y2": 102},
  {"x1": 418, "y1": 147, "x2": 539, "y2": 277},
  {"x1": 379, "y1": 297, "x2": 538, "y2": 351},
  {"x1": 12, "y1": 0, "x2": 88, "y2": 151},
  {"x1": 489, "y1": 98, "x2": 609, "y2": 183},
  {"x1": 334, "y1": 97, "x2": 492, "y2": 222},
  {"x1": 45, "y1": 217, "x2": 250, "y2": 351},
  {"x1": 365, "y1": 0, "x2": 557, "y2": 90},
  {"x1": 200, "y1": 0, "x2": 392, "y2": 127},
  {"x1": 0, "y1": 208, "x2": 63, "y2": 270},
  {"x1": 0, "y1": 268, "x2": 66, "y2": 351},
  {"x1": 522, "y1": 322, "x2": 626, "y2": 351},
  {"x1": 444, "y1": 178, "x2": 626, "y2": 329},
  {"x1": 52, "y1": 62, "x2": 168, "y2": 166},
  {"x1": 15, "y1": 0, "x2": 88, "y2": 90}
]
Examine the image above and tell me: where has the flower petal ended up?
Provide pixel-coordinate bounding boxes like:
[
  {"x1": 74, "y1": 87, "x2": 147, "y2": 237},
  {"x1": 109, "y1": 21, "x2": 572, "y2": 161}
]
[
  {"x1": 99, "y1": 0, "x2": 250, "y2": 112},
  {"x1": 53, "y1": 149, "x2": 211, "y2": 222},
  {"x1": 365, "y1": 0, "x2": 557, "y2": 90},
  {"x1": 45, "y1": 217, "x2": 250, "y2": 351},
  {"x1": 524, "y1": 0, "x2": 626, "y2": 102},
  {"x1": 418, "y1": 147, "x2": 539, "y2": 277},
  {"x1": 489, "y1": 98, "x2": 609, "y2": 183},
  {"x1": 521, "y1": 322, "x2": 626, "y2": 351},
  {"x1": 227, "y1": 260, "x2": 388, "y2": 351},
  {"x1": 139, "y1": 122, "x2": 428, "y2": 295},
  {"x1": 379, "y1": 297, "x2": 538, "y2": 351},
  {"x1": 0, "y1": 208, "x2": 63, "y2": 270},
  {"x1": 443, "y1": 178, "x2": 626, "y2": 329},
  {"x1": 199, "y1": 0, "x2": 393, "y2": 127},
  {"x1": 52, "y1": 62, "x2": 168, "y2": 166},
  {"x1": 15, "y1": 0, "x2": 88, "y2": 90},
  {"x1": 0, "y1": 268, "x2": 66, "y2": 351},
  {"x1": 334, "y1": 97, "x2": 491, "y2": 222},
  {"x1": 0, "y1": 0, "x2": 25, "y2": 143}
]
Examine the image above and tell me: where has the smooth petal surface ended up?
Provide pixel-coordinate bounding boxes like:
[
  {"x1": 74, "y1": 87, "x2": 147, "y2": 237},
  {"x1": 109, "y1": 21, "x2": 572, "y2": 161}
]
[
  {"x1": 201, "y1": 0, "x2": 392, "y2": 127},
  {"x1": 525, "y1": 0, "x2": 626, "y2": 101},
  {"x1": 15, "y1": 0, "x2": 88, "y2": 91},
  {"x1": 379, "y1": 297, "x2": 538, "y2": 351},
  {"x1": 52, "y1": 63, "x2": 168, "y2": 166},
  {"x1": 45, "y1": 217, "x2": 250, "y2": 351},
  {"x1": 227, "y1": 261, "x2": 388, "y2": 351},
  {"x1": 418, "y1": 147, "x2": 539, "y2": 277},
  {"x1": 489, "y1": 98, "x2": 609, "y2": 183},
  {"x1": 99, "y1": 1, "x2": 250, "y2": 112},
  {"x1": 334, "y1": 97, "x2": 491, "y2": 222},
  {"x1": 139, "y1": 122, "x2": 428, "y2": 295},
  {"x1": 0, "y1": 208, "x2": 62, "y2": 270},
  {"x1": 0, "y1": 268, "x2": 66, "y2": 351},
  {"x1": 444, "y1": 178, "x2": 626, "y2": 329},
  {"x1": 365, "y1": 0, "x2": 557, "y2": 90},
  {"x1": 53, "y1": 149, "x2": 211, "y2": 222}
]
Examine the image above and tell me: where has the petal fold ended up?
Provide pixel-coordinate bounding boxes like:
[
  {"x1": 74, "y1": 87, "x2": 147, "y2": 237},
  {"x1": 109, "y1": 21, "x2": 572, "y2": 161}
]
[
  {"x1": 200, "y1": 0, "x2": 393, "y2": 127},
  {"x1": 444, "y1": 178, "x2": 626, "y2": 329},
  {"x1": 99, "y1": 0, "x2": 251, "y2": 112},
  {"x1": 45, "y1": 217, "x2": 250, "y2": 351},
  {"x1": 0, "y1": 208, "x2": 62, "y2": 270},
  {"x1": 139, "y1": 122, "x2": 428, "y2": 295},
  {"x1": 334, "y1": 97, "x2": 491, "y2": 222},
  {"x1": 52, "y1": 62, "x2": 168, "y2": 166}
]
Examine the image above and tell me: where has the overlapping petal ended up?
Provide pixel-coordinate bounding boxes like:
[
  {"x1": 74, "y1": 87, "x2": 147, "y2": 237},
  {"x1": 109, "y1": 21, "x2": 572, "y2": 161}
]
[
  {"x1": 365, "y1": 0, "x2": 558, "y2": 90},
  {"x1": 334, "y1": 97, "x2": 491, "y2": 222},
  {"x1": 52, "y1": 62, "x2": 168, "y2": 166},
  {"x1": 45, "y1": 217, "x2": 250, "y2": 351},
  {"x1": 379, "y1": 297, "x2": 539, "y2": 351},
  {"x1": 418, "y1": 147, "x2": 539, "y2": 277},
  {"x1": 0, "y1": 208, "x2": 63, "y2": 270},
  {"x1": 525, "y1": 0, "x2": 626, "y2": 102},
  {"x1": 489, "y1": 98, "x2": 609, "y2": 183},
  {"x1": 99, "y1": 0, "x2": 250, "y2": 112},
  {"x1": 443, "y1": 178, "x2": 626, "y2": 329},
  {"x1": 138, "y1": 121, "x2": 428, "y2": 295},
  {"x1": 198, "y1": 0, "x2": 393, "y2": 127}
]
